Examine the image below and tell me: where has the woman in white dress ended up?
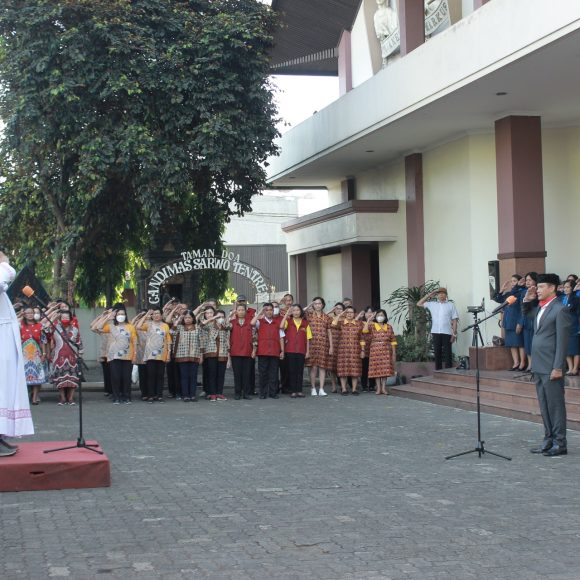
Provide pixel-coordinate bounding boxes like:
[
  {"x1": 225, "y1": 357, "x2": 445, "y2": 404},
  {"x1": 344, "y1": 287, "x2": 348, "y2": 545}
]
[{"x1": 0, "y1": 248, "x2": 34, "y2": 456}]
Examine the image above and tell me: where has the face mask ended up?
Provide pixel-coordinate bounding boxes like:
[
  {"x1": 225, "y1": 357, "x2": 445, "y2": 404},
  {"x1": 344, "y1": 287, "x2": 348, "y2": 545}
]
[
  {"x1": 33, "y1": 313, "x2": 41, "y2": 321},
  {"x1": 116, "y1": 314, "x2": 126, "y2": 323},
  {"x1": 217, "y1": 317, "x2": 225, "y2": 325},
  {"x1": 273, "y1": 307, "x2": 280, "y2": 316},
  {"x1": 61, "y1": 319, "x2": 71, "y2": 327},
  {"x1": 376, "y1": 316, "x2": 385, "y2": 323}
]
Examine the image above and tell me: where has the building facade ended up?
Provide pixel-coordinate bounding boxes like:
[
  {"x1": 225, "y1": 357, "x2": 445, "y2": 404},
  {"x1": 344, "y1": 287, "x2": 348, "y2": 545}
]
[
  {"x1": 268, "y1": 0, "x2": 580, "y2": 353},
  {"x1": 223, "y1": 194, "x2": 299, "y2": 300}
]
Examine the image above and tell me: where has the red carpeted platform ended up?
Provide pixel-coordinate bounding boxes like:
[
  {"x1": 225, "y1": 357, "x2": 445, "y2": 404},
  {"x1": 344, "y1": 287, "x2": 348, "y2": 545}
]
[{"x1": 0, "y1": 441, "x2": 111, "y2": 492}]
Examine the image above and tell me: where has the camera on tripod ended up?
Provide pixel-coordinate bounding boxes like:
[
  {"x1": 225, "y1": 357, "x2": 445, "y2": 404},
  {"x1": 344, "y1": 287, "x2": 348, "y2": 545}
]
[{"x1": 467, "y1": 298, "x2": 485, "y2": 315}]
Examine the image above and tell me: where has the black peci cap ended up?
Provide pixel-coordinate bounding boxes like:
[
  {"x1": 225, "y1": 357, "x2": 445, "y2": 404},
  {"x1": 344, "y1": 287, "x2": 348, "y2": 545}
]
[{"x1": 537, "y1": 273, "x2": 560, "y2": 287}]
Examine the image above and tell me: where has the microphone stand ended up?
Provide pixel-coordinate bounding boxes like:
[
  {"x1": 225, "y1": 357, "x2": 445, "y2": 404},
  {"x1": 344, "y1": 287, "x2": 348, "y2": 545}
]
[
  {"x1": 445, "y1": 307, "x2": 511, "y2": 461},
  {"x1": 28, "y1": 298, "x2": 103, "y2": 455}
]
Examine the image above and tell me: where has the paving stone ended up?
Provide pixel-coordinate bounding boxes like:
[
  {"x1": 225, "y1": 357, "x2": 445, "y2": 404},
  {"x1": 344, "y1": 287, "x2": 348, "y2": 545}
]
[{"x1": 2, "y1": 390, "x2": 580, "y2": 579}]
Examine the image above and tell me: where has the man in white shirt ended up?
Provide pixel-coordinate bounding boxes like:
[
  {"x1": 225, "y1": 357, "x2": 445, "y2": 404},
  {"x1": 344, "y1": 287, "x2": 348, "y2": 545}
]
[{"x1": 417, "y1": 287, "x2": 459, "y2": 370}]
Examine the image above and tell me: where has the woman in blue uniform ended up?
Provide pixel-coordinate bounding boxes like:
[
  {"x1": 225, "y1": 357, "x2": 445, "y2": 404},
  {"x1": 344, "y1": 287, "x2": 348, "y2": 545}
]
[
  {"x1": 495, "y1": 274, "x2": 526, "y2": 370},
  {"x1": 521, "y1": 272, "x2": 538, "y2": 372}
]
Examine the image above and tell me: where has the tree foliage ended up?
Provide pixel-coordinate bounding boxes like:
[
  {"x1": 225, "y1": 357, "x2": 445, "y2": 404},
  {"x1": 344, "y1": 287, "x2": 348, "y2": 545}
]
[{"x1": 0, "y1": 0, "x2": 279, "y2": 302}]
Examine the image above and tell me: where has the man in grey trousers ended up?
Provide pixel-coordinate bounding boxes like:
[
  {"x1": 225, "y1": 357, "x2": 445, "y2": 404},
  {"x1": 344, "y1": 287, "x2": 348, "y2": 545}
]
[{"x1": 522, "y1": 273, "x2": 572, "y2": 456}]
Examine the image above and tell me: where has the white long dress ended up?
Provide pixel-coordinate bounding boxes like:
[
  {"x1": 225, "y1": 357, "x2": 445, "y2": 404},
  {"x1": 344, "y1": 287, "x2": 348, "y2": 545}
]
[{"x1": 0, "y1": 262, "x2": 34, "y2": 437}]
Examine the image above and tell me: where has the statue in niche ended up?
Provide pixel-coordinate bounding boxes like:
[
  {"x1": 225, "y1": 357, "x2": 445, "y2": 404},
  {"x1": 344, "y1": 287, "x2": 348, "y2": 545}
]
[
  {"x1": 374, "y1": 0, "x2": 400, "y2": 65},
  {"x1": 374, "y1": 0, "x2": 450, "y2": 65},
  {"x1": 374, "y1": 0, "x2": 398, "y2": 40}
]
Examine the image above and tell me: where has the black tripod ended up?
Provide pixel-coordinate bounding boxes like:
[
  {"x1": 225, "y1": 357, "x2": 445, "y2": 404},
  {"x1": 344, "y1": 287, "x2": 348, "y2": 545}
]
[
  {"x1": 27, "y1": 296, "x2": 103, "y2": 455},
  {"x1": 446, "y1": 308, "x2": 511, "y2": 461}
]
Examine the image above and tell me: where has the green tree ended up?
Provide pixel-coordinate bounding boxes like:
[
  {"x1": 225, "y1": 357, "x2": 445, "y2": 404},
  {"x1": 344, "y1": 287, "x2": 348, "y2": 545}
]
[
  {"x1": 384, "y1": 281, "x2": 440, "y2": 362},
  {"x1": 0, "y1": 0, "x2": 279, "y2": 301}
]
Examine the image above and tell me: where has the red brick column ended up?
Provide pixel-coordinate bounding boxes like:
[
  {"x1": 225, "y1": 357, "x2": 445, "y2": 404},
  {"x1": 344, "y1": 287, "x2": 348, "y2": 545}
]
[
  {"x1": 338, "y1": 30, "x2": 352, "y2": 96},
  {"x1": 495, "y1": 116, "x2": 546, "y2": 280},
  {"x1": 399, "y1": 0, "x2": 425, "y2": 56}
]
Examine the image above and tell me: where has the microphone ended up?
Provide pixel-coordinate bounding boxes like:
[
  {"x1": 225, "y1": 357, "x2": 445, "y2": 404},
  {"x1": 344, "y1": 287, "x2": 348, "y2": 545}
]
[
  {"x1": 491, "y1": 294, "x2": 517, "y2": 315},
  {"x1": 22, "y1": 285, "x2": 49, "y2": 309}
]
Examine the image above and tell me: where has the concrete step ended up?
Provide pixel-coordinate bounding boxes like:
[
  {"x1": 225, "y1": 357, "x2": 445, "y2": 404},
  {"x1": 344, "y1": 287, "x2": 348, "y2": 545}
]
[
  {"x1": 432, "y1": 369, "x2": 580, "y2": 392},
  {"x1": 391, "y1": 373, "x2": 580, "y2": 430},
  {"x1": 410, "y1": 375, "x2": 580, "y2": 406}
]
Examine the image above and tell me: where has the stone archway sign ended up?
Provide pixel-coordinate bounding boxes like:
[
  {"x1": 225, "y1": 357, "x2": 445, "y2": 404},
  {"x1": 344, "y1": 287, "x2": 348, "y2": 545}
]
[{"x1": 147, "y1": 248, "x2": 272, "y2": 306}]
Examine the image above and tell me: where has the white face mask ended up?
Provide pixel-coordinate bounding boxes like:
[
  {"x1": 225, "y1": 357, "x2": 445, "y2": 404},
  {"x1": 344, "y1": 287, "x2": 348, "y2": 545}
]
[
  {"x1": 217, "y1": 317, "x2": 225, "y2": 325},
  {"x1": 116, "y1": 314, "x2": 126, "y2": 323},
  {"x1": 273, "y1": 307, "x2": 280, "y2": 316},
  {"x1": 33, "y1": 313, "x2": 41, "y2": 321},
  {"x1": 376, "y1": 316, "x2": 385, "y2": 323}
]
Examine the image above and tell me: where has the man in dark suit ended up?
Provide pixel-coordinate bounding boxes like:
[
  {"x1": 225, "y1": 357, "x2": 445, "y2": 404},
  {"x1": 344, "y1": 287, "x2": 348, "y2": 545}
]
[{"x1": 523, "y1": 274, "x2": 572, "y2": 456}]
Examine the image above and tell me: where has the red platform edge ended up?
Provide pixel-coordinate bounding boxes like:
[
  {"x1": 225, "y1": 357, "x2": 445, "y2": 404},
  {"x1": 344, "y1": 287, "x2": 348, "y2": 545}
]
[{"x1": 0, "y1": 441, "x2": 111, "y2": 492}]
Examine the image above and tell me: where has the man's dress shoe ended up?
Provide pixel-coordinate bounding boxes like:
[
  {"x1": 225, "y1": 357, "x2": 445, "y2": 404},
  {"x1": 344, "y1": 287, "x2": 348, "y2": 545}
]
[
  {"x1": 543, "y1": 446, "x2": 567, "y2": 457},
  {"x1": 530, "y1": 445, "x2": 552, "y2": 454}
]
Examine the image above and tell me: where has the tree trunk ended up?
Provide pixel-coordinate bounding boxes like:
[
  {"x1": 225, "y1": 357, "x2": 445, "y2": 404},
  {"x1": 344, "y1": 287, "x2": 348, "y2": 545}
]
[
  {"x1": 52, "y1": 247, "x2": 65, "y2": 297},
  {"x1": 64, "y1": 247, "x2": 79, "y2": 305}
]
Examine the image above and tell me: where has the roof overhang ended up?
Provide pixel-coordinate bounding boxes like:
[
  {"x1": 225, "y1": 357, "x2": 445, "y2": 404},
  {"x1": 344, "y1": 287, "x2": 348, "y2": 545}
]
[
  {"x1": 266, "y1": 1, "x2": 580, "y2": 187},
  {"x1": 269, "y1": 0, "x2": 360, "y2": 75}
]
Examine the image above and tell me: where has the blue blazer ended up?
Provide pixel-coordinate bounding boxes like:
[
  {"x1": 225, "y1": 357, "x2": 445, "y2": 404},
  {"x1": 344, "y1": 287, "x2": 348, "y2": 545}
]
[
  {"x1": 560, "y1": 293, "x2": 580, "y2": 334},
  {"x1": 494, "y1": 287, "x2": 525, "y2": 331}
]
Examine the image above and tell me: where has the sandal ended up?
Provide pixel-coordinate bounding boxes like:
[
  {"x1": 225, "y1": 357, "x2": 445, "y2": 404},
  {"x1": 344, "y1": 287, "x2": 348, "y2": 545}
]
[
  {"x1": 290, "y1": 393, "x2": 297, "y2": 398},
  {"x1": 296, "y1": 392, "x2": 305, "y2": 398}
]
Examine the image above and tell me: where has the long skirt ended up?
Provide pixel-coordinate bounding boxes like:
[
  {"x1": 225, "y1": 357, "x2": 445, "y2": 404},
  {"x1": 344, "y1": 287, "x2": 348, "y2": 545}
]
[
  {"x1": 22, "y1": 338, "x2": 46, "y2": 386},
  {"x1": 0, "y1": 320, "x2": 34, "y2": 437},
  {"x1": 504, "y1": 329, "x2": 524, "y2": 348},
  {"x1": 567, "y1": 334, "x2": 580, "y2": 357}
]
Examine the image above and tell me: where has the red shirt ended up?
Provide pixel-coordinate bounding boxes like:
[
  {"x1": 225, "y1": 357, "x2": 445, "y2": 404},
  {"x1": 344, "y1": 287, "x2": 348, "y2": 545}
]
[
  {"x1": 229, "y1": 318, "x2": 254, "y2": 357},
  {"x1": 284, "y1": 318, "x2": 310, "y2": 355},
  {"x1": 256, "y1": 317, "x2": 282, "y2": 357},
  {"x1": 20, "y1": 322, "x2": 44, "y2": 344}
]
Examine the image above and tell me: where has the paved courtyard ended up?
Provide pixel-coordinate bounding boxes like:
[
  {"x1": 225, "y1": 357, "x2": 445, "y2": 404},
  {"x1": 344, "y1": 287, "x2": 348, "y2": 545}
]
[{"x1": 3, "y1": 384, "x2": 580, "y2": 580}]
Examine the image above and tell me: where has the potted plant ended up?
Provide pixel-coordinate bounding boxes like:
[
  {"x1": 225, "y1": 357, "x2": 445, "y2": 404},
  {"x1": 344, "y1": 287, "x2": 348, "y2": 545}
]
[{"x1": 384, "y1": 281, "x2": 439, "y2": 381}]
